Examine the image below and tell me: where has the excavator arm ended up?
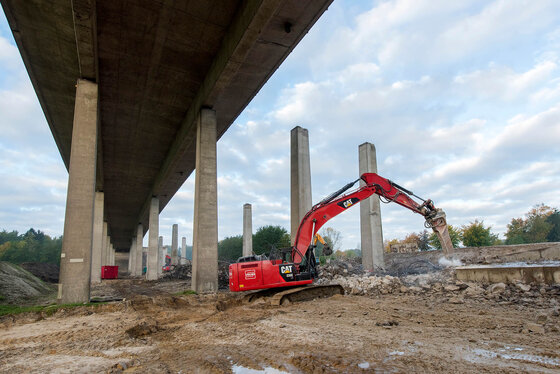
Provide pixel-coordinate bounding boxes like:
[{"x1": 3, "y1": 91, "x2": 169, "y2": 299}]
[
  {"x1": 312, "y1": 233, "x2": 333, "y2": 256},
  {"x1": 292, "y1": 173, "x2": 453, "y2": 264}
]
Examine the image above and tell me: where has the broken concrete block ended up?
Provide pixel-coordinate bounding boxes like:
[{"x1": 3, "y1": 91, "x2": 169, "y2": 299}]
[
  {"x1": 488, "y1": 283, "x2": 506, "y2": 294},
  {"x1": 515, "y1": 283, "x2": 531, "y2": 292}
]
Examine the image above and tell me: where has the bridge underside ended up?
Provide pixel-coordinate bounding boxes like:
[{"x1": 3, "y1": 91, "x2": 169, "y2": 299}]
[{"x1": 2, "y1": 0, "x2": 332, "y2": 250}]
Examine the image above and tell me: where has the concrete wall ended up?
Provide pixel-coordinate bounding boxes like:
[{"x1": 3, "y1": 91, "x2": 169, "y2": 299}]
[{"x1": 385, "y1": 242, "x2": 560, "y2": 275}]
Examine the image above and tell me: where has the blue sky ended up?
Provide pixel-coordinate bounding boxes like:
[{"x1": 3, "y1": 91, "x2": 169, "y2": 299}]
[{"x1": 1, "y1": 0, "x2": 560, "y2": 250}]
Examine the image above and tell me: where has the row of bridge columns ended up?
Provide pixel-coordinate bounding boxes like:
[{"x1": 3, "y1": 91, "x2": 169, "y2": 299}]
[
  {"x1": 57, "y1": 80, "x2": 219, "y2": 303},
  {"x1": 239, "y1": 127, "x2": 384, "y2": 270},
  {"x1": 57, "y1": 79, "x2": 384, "y2": 304}
]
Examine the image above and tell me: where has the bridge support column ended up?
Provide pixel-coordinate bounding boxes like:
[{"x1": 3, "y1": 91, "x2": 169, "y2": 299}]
[
  {"x1": 135, "y1": 224, "x2": 143, "y2": 276},
  {"x1": 129, "y1": 237, "x2": 137, "y2": 275},
  {"x1": 290, "y1": 126, "x2": 312, "y2": 245},
  {"x1": 106, "y1": 237, "x2": 112, "y2": 266},
  {"x1": 192, "y1": 108, "x2": 218, "y2": 293},
  {"x1": 243, "y1": 203, "x2": 253, "y2": 257},
  {"x1": 359, "y1": 142, "x2": 385, "y2": 270},
  {"x1": 58, "y1": 79, "x2": 98, "y2": 304},
  {"x1": 101, "y1": 222, "x2": 108, "y2": 268},
  {"x1": 172, "y1": 224, "x2": 178, "y2": 265},
  {"x1": 157, "y1": 236, "x2": 163, "y2": 275},
  {"x1": 147, "y1": 197, "x2": 159, "y2": 280},
  {"x1": 109, "y1": 243, "x2": 115, "y2": 266},
  {"x1": 91, "y1": 192, "x2": 104, "y2": 284},
  {"x1": 181, "y1": 237, "x2": 186, "y2": 264}
]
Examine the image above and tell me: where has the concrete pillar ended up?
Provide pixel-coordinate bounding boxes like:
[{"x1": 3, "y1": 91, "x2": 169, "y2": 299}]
[
  {"x1": 243, "y1": 203, "x2": 253, "y2": 257},
  {"x1": 181, "y1": 237, "x2": 186, "y2": 264},
  {"x1": 146, "y1": 197, "x2": 159, "y2": 280},
  {"x1": 110, "y1": 244, "x2": 115, "y2": 266},
  {"x1": 91, "y1": 192, "x2": 104, "y2": 284},
  {"x1": 359, "y1": 142, "x2": 385, "y2": 270},
  {"x1": 127, "y1": 243, "x2": 132, "y2": 274},
  {"x1": 58, "y1": 79, "x2": 98, "y2": 304},
  {"x1": 106, "y1": 236, "x2": 111, "y2": 266},
  {"x1": 158, "y1": 236, "x2": 163, "y2": 276},
  {"x1": 101, "y1": 222, "x2": 108, "y2": 267},
  {"x1": 129, "y1": 237, "x2": 137, "y2": 276},
  {"x1": 171, "y1": 224, "x2": 178, "y2": 265},
  {"x1": 290, "y1": 126, "x2": 312, "y2": 245},
  {"x1": 192, "y1": 108, "x2": 218, "y2": 292},
  {"x1": 135, "y1": 224, "x2": 143, "y2": 276}
]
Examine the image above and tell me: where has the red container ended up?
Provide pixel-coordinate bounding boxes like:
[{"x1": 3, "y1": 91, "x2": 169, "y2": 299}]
[{"x1": 101, "y1": 266, "x2": 119, "y2": 279}]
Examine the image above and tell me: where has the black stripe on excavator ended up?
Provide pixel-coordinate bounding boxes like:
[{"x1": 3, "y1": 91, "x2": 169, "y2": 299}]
[{"x1": 337, "y1": 197, "x2": 360, "y2": 209}]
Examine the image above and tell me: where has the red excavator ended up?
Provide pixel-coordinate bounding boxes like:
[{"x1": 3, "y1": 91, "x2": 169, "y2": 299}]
[{"x1": 229, "y1": 172, "x2": 453, "y2": 302}]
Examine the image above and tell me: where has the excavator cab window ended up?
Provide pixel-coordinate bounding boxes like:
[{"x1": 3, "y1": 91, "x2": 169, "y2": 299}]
[{"x1": 269, "y1": 246, "x2": 292, "y2": 263}]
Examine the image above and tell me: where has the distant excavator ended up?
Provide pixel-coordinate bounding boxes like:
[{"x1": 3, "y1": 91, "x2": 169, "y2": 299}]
[{"x1": 229, "y1": 172, "x2": 453, "y2": 303}]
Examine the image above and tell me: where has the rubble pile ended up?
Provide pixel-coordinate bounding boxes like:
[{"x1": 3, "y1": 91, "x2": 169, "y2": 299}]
[
  {"x1": 318, "y1": 258, "x2": 364, "y2": 279},
  {"x1": 162, "y1": 263, "x2": 192, "y2": 280},
  {"x1": 317, "y1": 269, "x2": 560, "y2": 309},
  {"x1": 161, "y1": 261, "x2": 230, "y2": 289}
]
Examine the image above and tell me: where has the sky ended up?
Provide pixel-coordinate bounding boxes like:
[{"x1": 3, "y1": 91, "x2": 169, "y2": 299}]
[{"x1": 1, "y1": 0, "x2": 560, "y2": 250}]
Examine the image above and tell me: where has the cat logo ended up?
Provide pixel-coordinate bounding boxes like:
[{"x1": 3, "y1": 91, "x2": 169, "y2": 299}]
[
  {"x1": 279, "y1": 264, "x2": 295, "y2": 281},
  {"x1": 280, "y1": 265, "x2": 293, "y2": 274},
  {"x1": 337, "y1": 197, "x2": 360, "y2": 210}
]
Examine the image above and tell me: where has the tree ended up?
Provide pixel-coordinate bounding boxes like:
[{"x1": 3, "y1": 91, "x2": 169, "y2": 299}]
[
  {"x1": 505, "y1": 204, "x2": 556, "y2": 244},
  {"x1": 321, "y1": 227, "x2": 342, "y2": 252},
  {"x1": 418, "y1": 230, "x2": 430, "y2": 251},
  {"x1": 252, "y1": 225, "x2": 290, "y2": 255},
  {"x1": 403, "y1": 232, "x2": 420, "y2": 248},
  {"x1": 218, "y1": 235, "x2": 243, "y2": 262},
  {"x1": 546, "y1": 209, "x2": 560, "y2": 242},
  {"x1": 0, "y1": 229, "x2": 20, "y2": 245},
  {"x1": 384, "y1": 238, "x2": 399, "y2": 252},
  {"x1": 429, "y1": 225, "x2": 461, "y2": 249},
  {"x1": 461, "y1": 220, "x2": 499, "y2": 247},
  {"x1": 524, "y1": 204, "x2": 553, "y2": 243},
  {"x1": 0, "y1": 228, "x2": 62, "y2": 265},
  {"x1": 505, "y1": 218, "x2": 526, "y2": 245}
]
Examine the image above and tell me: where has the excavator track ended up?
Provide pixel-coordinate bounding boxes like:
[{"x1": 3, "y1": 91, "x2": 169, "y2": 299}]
[{"x1": 244, "y1": 284, "x2": 344, "y2": 306}]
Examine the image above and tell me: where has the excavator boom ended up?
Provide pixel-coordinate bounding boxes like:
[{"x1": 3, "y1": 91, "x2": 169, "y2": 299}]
[{"x1": 292, "y1": 173, "x2": 452, "y2": 263}]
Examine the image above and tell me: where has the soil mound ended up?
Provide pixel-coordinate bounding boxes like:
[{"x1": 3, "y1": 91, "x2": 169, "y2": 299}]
[
  {"x1": 0, "y1": 261, "x2": 56, "y2": 303},
  {"x1": 20, "y1": 262, "x2": 59, "y2": 283}
]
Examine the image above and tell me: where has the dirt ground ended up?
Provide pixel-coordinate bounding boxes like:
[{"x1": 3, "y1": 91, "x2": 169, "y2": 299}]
[{"x1": 0, "y1": 277, "x2": 559, "y2": 374}]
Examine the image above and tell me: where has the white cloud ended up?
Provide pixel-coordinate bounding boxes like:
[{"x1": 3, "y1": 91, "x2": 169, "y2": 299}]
[
  {"x1": 2, "y1": 1, "x2": 560, "y2": 251},
  {"x1": 453, "y1": 61, "x2": 558, "y2": 101}
]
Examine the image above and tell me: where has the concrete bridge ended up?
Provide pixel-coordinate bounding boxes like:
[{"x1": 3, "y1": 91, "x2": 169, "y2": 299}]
[{"x1": 1, "y1": 0, "x2": 333, "y2": 302}]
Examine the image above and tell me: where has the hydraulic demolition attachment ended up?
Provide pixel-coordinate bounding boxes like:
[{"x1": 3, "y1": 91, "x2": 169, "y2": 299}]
[{"x1": 229, "y1": 172, "x2": 453, "y2": 293}]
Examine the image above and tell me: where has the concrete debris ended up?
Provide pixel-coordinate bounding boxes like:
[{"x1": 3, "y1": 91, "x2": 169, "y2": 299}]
[
  {"x1": 162, "y1": 262, "x2": 230, "y2": 289},
  {"x1": 488, "y1": 283, "x2": 507, "y2": 294},
  {"x1": 515, "y1": 283, "x2": 531, "y2": 292},
  {"x1": 316, "y1": 262, "x2": 560, "y2": 307}
]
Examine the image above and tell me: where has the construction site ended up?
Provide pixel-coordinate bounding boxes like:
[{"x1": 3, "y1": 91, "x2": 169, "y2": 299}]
[
  {"x1": 1, "y1": 243, "x2": 559, "y2": 373},
  {"x1": 1, "y1": 0, "x2": 560, "y2": 373}
]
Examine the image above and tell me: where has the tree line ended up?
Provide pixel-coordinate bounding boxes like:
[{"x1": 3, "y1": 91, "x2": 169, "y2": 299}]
[
  {"x1": 386, "y1": 204, "x2": 560, "y2": 251},
  {"x1": 2, "y1": 204, "x2": 558, "y2": 266},
  {"x1": 0, "y1": 229, "x2": 62, "y2": 264}
]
